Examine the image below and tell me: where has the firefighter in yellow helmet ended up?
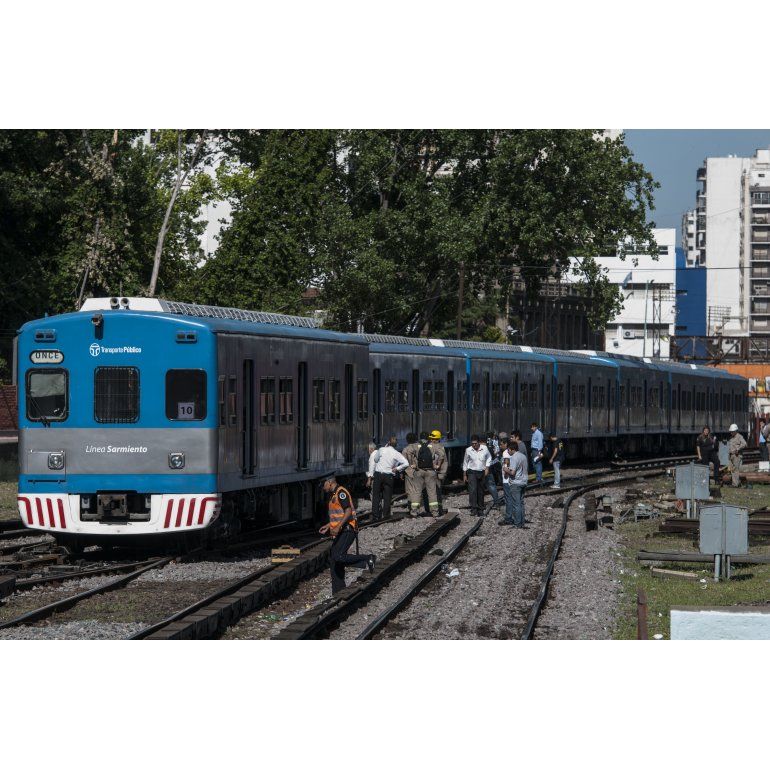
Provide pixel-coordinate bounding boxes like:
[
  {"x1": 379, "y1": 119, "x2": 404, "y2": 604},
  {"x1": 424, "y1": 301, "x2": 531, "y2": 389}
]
[{"x1": 429, "y1": 430, "x2": 447, "y2": 516}]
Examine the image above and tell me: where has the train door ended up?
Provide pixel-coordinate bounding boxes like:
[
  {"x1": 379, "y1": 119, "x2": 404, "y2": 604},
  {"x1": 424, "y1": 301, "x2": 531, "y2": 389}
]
[
  {"x1": 607, "y1": 377, "x2": 611, "y2": 433},
  {"x1": 447, "y1": 370, "x2": 455, "y2": 439},
  {"x1": 242, "y1": 359, "x2": 255, "y2": 476},
  {"x1": 676, "y1": 383, "x2": 681, "y2": 430},
  {"x1": 643, "y1": 378, "x2": 647, "y2": 430},
  {"x1": 540, "y1": 372, "x2": 546, "y2": 430},
  {"x1": 372, "y1": 367, "x2": 382, "y2": 445},
  {"x1": 587, "y1": 376, "x2": 593, "y2": 432},
  {"x1": 567, "y1": 374, "x2": 572, "y2": 433},
  {"x1": 483, "y1": 371, "x2": 491, "y2": 433},
  {"x1": 412, "y1": 369, "x2": 420, "y2": 435},
  {"x1": 297, "y1": 362, "x2": 308, "y2": 470},
  {"x1": 514, "y1": 372, "x2": 519, "y2": 432},
  {"x1": 344, "y1": 364, "x2": 353, "y2": 464}
]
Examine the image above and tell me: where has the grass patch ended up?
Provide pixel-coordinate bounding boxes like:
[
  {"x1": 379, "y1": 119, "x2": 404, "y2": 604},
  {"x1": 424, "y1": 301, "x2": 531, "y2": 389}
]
[
  {"x1": 613, "y1": 473, "x2": 770, "y2": 639},
  {"x1": 0, "y1": 480, "x2": 18, "y2": 521}
]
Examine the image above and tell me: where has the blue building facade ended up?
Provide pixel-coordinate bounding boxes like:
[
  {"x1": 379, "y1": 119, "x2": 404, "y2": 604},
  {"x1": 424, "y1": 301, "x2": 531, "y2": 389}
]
[{"x1": 674, "y1": 247, "x2": 707, "y2": 359}]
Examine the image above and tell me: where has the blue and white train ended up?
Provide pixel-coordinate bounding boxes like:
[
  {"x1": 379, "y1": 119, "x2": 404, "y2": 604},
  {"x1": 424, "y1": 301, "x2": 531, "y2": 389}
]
[{"x1": 14, "y1": 298, "x2": 748, "y2": 545}]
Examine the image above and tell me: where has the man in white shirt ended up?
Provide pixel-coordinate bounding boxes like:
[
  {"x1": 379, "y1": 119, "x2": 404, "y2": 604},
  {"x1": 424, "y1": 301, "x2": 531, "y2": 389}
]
[
  {"x1": 366, "y1": 435, "x2": 408, "y2": 520},
  {"x1": 462, "y1": 434, "x2": 491, "y2": 517},
  {"x1": 499, "y1": 439, "x2": 528, "y2": 528}
]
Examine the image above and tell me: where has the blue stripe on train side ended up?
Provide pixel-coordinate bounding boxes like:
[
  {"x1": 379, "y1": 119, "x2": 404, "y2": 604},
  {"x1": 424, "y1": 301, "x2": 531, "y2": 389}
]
[{"x1": 19, "y1": 473, "x2": 218, "y2": 494}]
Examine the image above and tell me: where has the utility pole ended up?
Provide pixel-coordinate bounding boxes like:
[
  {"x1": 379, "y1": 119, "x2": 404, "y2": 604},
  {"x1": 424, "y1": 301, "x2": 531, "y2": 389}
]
[{"x1": 456, "y1": 260, "x2": 465, "y2": 340}]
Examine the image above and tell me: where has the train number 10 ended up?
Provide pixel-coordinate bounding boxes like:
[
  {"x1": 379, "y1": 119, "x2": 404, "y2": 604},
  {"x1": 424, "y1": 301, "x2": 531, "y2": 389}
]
[{"x1": 177, "y1": 402, "x2": 195, "y2": 419}]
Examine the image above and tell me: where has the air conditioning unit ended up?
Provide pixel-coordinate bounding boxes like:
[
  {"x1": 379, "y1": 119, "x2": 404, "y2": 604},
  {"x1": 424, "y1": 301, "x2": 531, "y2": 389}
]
[{"x1": 623, "y1": 330, "x2": 634, "y2": 339}]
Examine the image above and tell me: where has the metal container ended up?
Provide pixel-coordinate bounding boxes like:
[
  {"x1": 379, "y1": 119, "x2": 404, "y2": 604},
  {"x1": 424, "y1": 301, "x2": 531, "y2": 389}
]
[
  {"x1": 699, "y1": 503, "x2": 749, "y2": 556},
  {"x1": 675, "y1": 462, "x2": 711, "y2": 501}
]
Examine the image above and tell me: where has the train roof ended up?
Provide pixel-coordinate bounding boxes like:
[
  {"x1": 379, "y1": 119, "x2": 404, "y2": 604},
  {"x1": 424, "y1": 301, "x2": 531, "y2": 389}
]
[
  {"x1": 28, "y1": 298, "x2": 366, "y2": 346},
  {"x1": 573, "y1": 350, "x2": 746, "y2": 380}
]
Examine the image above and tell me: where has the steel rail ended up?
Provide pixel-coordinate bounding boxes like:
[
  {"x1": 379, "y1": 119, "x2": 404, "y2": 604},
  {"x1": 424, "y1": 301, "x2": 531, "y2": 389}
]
[
  {"x1": 520, "y1": 469, "x2": 667, "y2": 641},
  {"x1": 0, "y1": 556, "x2": 173, "y2": 631},
  {"x1": 356, "y1": 516, "x2": 484, "y2": 639},
  {"x1": 275, "y1": 513, "x2": 461, "y2": 640}
]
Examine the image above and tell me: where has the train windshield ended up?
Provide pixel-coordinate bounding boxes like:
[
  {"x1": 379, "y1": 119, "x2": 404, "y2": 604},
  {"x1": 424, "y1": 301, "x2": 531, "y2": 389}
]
[
  {"x1": 26, "y1": 368, "x2": 68, "y2": 422},
  {"x1": 166, "y1": 369, "x2": 207, "y2": 420}
]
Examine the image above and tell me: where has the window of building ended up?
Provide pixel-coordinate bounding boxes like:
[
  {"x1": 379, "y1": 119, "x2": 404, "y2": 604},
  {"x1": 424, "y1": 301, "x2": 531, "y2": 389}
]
[
  {"x1": 313, "y1": 379, "x2": 326, "y2": 421},
  {"x1": 385, "y1": 380, "x2": 396, "y2": 412},
  {"x1": 398, "y1": 380, "x2": 409, "y2": 412},
  {"x1": 329, "y1": 380, "x2": 341, "y2": 420},
  {"x1": 94, "y1": 366, "x2": 139, "y2": 423},
  {"x1": 434, "y1": 380, "x2": 445, "y2": 410},
  {"x1": 26, "y1": 368, "x2": 68, "y2": 423},
  {"x1": 357, "y1": 380, "x2": 369, "y2": 420},
  {"x1": 279, "y1": 377, "x2": 294, "y2": 424},
  {"x1": 166, "y1": 369, "x2": 207, "y2": 421}
]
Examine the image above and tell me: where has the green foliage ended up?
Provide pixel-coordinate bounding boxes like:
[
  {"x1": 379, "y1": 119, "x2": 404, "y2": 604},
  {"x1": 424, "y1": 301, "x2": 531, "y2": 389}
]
[
  {"x1": 190, "y1": 129, "x2": 657, "y2": 337},
  {"x1": 0, "y1": 129, "x2": 213, "y2": 374}
]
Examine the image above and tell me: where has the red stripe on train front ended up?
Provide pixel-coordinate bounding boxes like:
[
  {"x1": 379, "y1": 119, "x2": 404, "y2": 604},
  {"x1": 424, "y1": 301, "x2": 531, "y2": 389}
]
[
  {"x1": 46, "y1": 498, "x2": 55, "y2": 528},
  {"x1": 198, "y1": 496, "x2": 219, "y2": 525},
  {"x1": 164, "y1": 499, "x2": 174, "y2": 529},
  {"x1": 35, "y1": 498, "x2": 44, "y2": 526},
  {"x1": 57, "y1": 498, "x2": 66, "y2": 529},
  {"x1": 18, "y1": 496, "x2": 33, "y2": 525},
  {"x1": 175, "y1": 498, "x2": 184, "y2": 528},
  {"x1": 186, "y1": 498, "x2": 196, "y2": 527}
]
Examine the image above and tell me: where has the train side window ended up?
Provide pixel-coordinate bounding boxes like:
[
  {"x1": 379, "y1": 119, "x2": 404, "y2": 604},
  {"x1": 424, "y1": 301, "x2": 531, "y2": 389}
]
[
  {"x1": 279, "y1": 377, "x2": 294, "y2": 424},
  {"x1": 672, "y1": 390, "x2": 678, "y2": 410},
  {"x1": 598, "y1": 386, "x2": 605, "y2": 408},
  {"x1": 545, "y1": 383, "x2": 551, "y2": 409},
  {"x1": 434, "y1": 380, "x2": 445, "y2": 410},
  {"x1": 260, "y1": 377, "x2": 276, "y2": 425},
  {"x1": 423, "y1": 381, "x2": 434, "y2": 411},
  {"x1": 557, "y1": 384, "x2": 565, "y2": 408},
  {"x1": 491, "y1": 382, "x2": 501, "y2": 408},
  {"x1": 609, "y1": 385, "x2": 615, "y2": 409},
  {"x1": 471, "y1": 382, "x2": 481, "y2": 411},
  {"x1": 591, "y1": 385, "x2": 598, "y2": 408},
  {"x1": 94, "y1": 367, "x2": 139, "y2": 423},
  {"x1": 529, "y1": 383, "x2": 538, "y2": 407},
  {"x1": 312, "y1": 379, "x2": 326, "y2": 421},
  {"x1": 570, "y1": 384, "x2": 577, "y2": 409},
  {"x1": 228, "y1": 376, "x2": 237, "y2": 426},
  {"x1": 329, "y1": 380, "x2": 341, "y2": 420},
  {"x1": 385, "y1": 380, "x2": 396, "y2": 412},
  {"x1": 578, "y1": 384, "x2": 586, "y2": 407},
  {"x1": 398, "y1": 380, "x2": 409, "y2": 412},
  {"x1": 501, "y1": 383, "x2": 511, "y2": 409},
  {"x1": 166, "y1": 369, "x2": 207, "y2": 421},
  {"x1": 26, "y1": 368, "x2": 68, "y2": 422},
  {"x1": 457, "y1": 381, "x2": 467, "y2": 411},
  {"x1": 521, "y1": 383, "x2": 528, "y2": 408},
  {"x1": 357, "y1": 380, "x2": 369, "y2": 420},
  {"x1": 218, "y1": 376, "x2": 226, "y2": 426}
]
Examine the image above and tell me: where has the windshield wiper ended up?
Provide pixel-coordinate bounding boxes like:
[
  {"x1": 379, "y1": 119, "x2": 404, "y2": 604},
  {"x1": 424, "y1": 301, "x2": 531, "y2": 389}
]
[{"x1": 27, "y1": 393, "x2": 51, "y2": 427}]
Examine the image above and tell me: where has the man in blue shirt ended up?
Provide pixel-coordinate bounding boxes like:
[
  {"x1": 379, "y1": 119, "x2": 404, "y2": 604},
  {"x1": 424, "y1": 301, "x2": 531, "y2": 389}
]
[{"x1": 530, "y1": 422, "x2": 544, "y2": 483}]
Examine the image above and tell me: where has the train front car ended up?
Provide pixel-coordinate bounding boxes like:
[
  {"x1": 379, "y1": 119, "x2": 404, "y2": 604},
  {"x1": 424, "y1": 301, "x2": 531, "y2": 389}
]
[{"x1": 16, "y1": 298, "x2": 219, "y2": 547}]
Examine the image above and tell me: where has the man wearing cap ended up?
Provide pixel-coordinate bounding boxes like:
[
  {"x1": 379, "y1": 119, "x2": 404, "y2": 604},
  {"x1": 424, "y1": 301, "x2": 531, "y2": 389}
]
[
  {"x1": 727, "y1": 424, "x2": 747, "y2": 488},
  {"x1": 319, "y1": 475, "x2": 376, "y2": 594},
  {"x1": 429, "y1": 430, "x2": 447, "y2": 515}
]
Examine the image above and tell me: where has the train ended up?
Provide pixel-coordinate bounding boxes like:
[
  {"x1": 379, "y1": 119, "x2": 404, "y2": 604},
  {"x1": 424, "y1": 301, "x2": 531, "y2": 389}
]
[{"x1": 14, "y1": 297, "x2": 748, "y2": 546}]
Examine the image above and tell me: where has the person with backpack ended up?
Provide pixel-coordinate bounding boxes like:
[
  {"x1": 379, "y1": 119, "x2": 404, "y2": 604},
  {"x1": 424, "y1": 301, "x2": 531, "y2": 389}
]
[{"x1": 409, "y1": 432, "x2": 440, "y2": 517}]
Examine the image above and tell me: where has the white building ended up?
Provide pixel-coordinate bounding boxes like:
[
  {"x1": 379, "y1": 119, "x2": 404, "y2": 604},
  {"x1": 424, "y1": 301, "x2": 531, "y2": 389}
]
[
  {"x1": 569, "y1": 228, "x2": 677, "y2": 358},
  {"x1": 694, "y1": 147, "x2": 770, "y2": 336},
  {"x1": 681, "y1": 209, "x2": 699, "y2": 266}
]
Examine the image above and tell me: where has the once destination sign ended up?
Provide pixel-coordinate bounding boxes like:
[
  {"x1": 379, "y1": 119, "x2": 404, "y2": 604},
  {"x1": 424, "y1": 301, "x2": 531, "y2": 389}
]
[{"x1": 30, "y1": 349, "x2": 64, "y2": 364}]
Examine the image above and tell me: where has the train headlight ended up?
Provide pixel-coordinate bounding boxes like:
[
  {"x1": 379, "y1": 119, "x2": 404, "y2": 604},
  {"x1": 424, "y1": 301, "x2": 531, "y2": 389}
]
[
  {"x1": 48, "y1": 451, "x2": 65, "y2": 471},
  {"x1": 168, "y1": 452, "x2": 185, "y2": 470}
]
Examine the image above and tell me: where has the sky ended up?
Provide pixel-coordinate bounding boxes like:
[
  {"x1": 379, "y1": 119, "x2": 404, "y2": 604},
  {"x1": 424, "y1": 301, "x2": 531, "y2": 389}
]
[{"x1": 623, "y1": 129, "x2": 770, "y2": 238}]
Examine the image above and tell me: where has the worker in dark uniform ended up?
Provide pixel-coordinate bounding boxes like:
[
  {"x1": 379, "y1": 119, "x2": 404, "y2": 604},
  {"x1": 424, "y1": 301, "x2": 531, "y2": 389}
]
[{"x1": 319, "y1": 475, "x2": 376, "y2": 594}]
